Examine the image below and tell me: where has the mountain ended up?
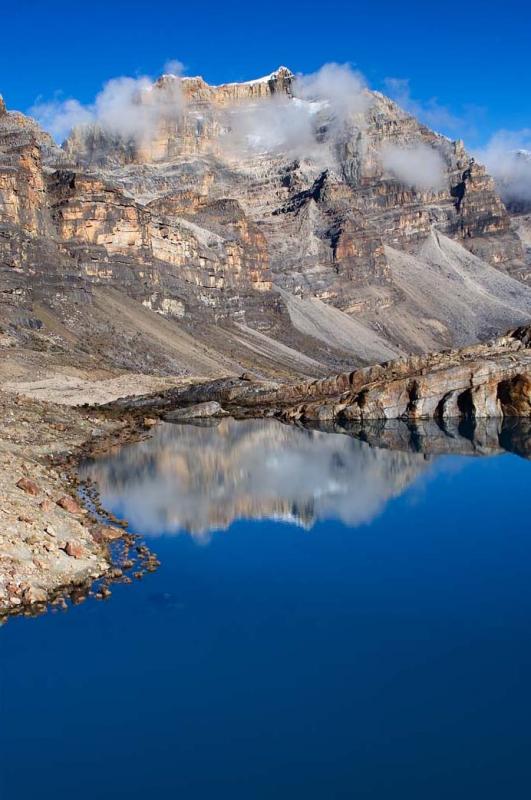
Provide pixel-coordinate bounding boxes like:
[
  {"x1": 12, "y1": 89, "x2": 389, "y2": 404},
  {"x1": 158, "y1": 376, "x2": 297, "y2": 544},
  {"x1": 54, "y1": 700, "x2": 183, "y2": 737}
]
[{"x1": 1, "y1": 67, "x2": 530, "y2": 384}]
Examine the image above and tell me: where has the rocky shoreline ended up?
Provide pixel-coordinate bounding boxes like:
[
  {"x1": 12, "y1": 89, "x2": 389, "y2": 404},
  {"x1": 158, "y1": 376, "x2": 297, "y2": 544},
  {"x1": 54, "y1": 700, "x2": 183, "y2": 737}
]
[
  {"x1": 0, "y1": 392, "x2": 158, "y2": 621},
  {"x1": 108, "y1": 325, "x2": 531, "y2": 424}
]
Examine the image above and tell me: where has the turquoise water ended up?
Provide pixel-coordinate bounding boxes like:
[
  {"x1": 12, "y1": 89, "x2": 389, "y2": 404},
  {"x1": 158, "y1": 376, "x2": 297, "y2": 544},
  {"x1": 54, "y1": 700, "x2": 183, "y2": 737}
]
[{"x1": 1, "y1": 419, "x2": 530, "y2": 799}]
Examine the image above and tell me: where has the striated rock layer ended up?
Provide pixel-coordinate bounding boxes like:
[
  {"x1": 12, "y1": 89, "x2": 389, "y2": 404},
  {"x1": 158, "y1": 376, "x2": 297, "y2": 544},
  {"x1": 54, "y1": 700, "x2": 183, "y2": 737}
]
[{"x1": 1, "y1": 66, "x2": 531, "y2": 376}]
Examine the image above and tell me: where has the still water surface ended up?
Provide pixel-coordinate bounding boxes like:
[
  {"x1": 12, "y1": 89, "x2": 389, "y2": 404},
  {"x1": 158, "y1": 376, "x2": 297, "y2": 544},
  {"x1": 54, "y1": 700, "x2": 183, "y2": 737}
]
[{"x1": 1, "y1": 419, "x2": 531, "y2": 798}]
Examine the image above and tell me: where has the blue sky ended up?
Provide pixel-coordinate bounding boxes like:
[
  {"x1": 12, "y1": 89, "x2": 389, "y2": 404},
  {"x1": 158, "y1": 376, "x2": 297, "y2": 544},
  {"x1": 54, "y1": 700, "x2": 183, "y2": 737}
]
[{"x1": 2, "y1": 0, "x2": 529, "y2": 145}]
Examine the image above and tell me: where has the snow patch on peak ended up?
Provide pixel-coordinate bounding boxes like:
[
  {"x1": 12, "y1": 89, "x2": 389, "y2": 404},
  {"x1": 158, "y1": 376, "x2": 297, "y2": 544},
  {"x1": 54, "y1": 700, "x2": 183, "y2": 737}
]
[
  {"x1": 242, "y1": 66, "x2": 294, "y2": 85},
  {"x1": 219, "y1": 66, "x2": 294, "y2": 88}
]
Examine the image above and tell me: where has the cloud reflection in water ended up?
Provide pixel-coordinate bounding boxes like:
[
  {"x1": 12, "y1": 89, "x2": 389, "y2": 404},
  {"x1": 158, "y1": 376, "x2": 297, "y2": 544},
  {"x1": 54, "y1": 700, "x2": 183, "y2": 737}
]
[{"x1": 82, "y1": 419, "x2": 432, "y2": 540}]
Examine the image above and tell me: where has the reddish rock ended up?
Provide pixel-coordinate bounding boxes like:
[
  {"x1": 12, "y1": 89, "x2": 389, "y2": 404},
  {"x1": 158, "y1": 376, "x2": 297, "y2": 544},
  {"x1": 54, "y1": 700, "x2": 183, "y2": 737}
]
[
  {"x1": 16, "y1": 477, "x2": 40, "y2": 496},
  {"x1": 39, "y1": 499, "x2": 53, "y2": 512},
  {"x1": 56, "y1": 495, "x2": 82, "y2": 515},
  {"x1": 92, "y1": 524, "x2": 123, "y2": 543},
  {"x1": 63, "y1": 540, "x2": 86, "y2": 559}
]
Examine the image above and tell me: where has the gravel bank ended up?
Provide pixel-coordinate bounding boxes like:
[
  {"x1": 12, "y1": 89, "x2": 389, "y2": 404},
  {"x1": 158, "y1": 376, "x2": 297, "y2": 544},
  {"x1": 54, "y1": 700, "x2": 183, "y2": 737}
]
[{"x1": 0, "y1": 392, "x2": 139, "y2": 619}]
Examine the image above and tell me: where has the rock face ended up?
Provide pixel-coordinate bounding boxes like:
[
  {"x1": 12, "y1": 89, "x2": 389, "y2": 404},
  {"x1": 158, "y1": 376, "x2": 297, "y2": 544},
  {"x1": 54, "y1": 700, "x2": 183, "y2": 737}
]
[
  {"x1": 116, "y1": 325, "x2": 531, "y2": 422},
  {"x1": 1, "y1": 69, "x2": 530, "y2": 376}
]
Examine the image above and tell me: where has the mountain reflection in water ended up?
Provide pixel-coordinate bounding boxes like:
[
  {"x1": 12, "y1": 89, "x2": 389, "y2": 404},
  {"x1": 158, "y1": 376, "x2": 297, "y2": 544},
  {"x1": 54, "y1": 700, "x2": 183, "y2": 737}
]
[{"x1": 81, "y1": 417, "x2": 530, "y2": 539}]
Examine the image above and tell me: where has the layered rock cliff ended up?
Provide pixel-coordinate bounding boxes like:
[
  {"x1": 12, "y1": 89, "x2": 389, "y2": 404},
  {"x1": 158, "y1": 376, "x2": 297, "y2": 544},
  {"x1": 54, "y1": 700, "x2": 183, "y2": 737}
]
[{"x1": 1, "y1": 67, "x2": 530, "y2": 378}]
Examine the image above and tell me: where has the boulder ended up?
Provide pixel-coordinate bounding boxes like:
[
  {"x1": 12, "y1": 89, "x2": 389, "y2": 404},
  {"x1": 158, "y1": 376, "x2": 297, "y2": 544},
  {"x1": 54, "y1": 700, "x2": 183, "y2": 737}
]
[
  {"x1": 63, "y1": 540, "x2": 86, "y2": 559},
  {"x1": 163, "y1": 401, "x2": 225, "y2": 421},
  {"x1": 92, "y1": 524, "x2": 123, "y2": 543},
  {"x1": 56, "y1": 495, "x2": 82, "y2": 514},
  {"x1": 22, "y1": 584, "x2": 47, "y2": 604},
  {"x1": 16, "y1": 477, "x2": 40, "y2": 496}
]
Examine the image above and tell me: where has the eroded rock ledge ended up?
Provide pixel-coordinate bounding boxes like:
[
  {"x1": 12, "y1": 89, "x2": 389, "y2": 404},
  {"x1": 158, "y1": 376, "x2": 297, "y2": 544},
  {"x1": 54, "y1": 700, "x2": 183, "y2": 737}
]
[{"x1": 109, "y1": 325, "x2": 531, "y2": 423}]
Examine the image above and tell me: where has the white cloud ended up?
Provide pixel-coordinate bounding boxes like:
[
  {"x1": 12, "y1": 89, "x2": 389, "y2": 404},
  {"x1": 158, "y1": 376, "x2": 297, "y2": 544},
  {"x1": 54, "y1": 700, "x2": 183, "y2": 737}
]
[
  {"x1": 163, "y1": 59, "x2": 184, "y2": 77},
  {"x1": 220, "y1": 63, "x2": 371, "y2": 158},
  {"x1": 221, "y1": 95, "x2": 321, "y2": 158},
  {"x1": 29, "y1": 97, "x2": 94, "y2": 143},
  {"x1": 29, "y1": 66, "x2": 185, "y2": 145},
  {"x1": 475, "y1": 129, "x2": 531, "y2": 205},
  {"x1": 380, "y1": 141, "x2": 446, "y2": 191},
  {"x1": 295, "y1": 62, "x2": 370, "y2": 124}
]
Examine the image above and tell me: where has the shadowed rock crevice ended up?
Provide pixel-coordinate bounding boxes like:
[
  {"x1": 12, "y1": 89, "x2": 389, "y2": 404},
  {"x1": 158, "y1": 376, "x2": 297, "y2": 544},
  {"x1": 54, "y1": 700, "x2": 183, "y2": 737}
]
[
  {"x1": 450, "y1": 161, "x2": 474, "y2": 212},
  {"x1": 457, "y1": 388, "x2": 475, "y2": 419}
]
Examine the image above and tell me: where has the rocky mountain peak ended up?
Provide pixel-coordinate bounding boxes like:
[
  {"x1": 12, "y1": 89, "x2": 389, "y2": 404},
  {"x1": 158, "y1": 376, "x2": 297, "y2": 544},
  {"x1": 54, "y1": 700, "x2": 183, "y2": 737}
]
[{"x1": 1, "y1": 68, "x2": 530, "y2": 377}]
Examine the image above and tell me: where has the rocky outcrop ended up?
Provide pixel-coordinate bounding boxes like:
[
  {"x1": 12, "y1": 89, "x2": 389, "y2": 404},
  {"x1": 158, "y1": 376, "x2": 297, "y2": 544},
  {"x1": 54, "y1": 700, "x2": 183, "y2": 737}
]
[
  {"x1": 113, "y1": 325, "x2": 531, "y2": 422},
  {"x1": 163, "y1": 400, "x2": 225, "y2": 420},
  {"x1": 0, "y1": 392, "x2": 119, "y2": 616},
  {"x1": 45, "y1": 171, "x2": 273, "y2": 318}
]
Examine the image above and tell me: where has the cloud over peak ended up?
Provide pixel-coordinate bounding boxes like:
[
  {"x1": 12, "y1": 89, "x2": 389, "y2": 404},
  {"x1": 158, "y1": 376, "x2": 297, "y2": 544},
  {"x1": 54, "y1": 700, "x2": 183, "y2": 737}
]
[
  {"x1": 30, "y1": 69, "x2": 185, "y2": 145},
  {"x1": 221, "y1": 63, "x2": 371, "y2": 158},
  {"x1": 29, "y1": 62, "x2": 372, "y2": 155},
  {"x1": 295, "y1": 63, "x2": 370, "y2": 123},
  {"x1": 475, "y1": 130, "x2": 531, "y2": 205},
  {"x1": 380, "y1": 141, "x2": 446, "y2": 191}
]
